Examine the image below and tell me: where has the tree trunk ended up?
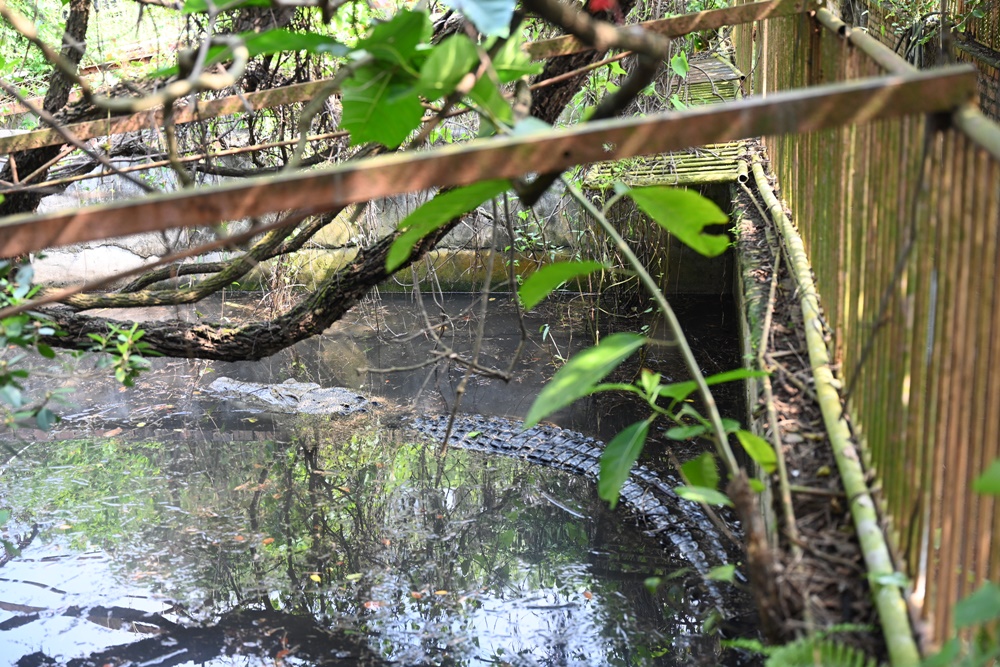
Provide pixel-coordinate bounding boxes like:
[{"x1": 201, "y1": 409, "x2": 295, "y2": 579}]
[{"x1": 0, "y1": 0, "x2": 90, "y2": 217}]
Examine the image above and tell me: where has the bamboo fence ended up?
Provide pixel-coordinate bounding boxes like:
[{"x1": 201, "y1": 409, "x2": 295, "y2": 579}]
[{"x1": 734, "y1": 3, "x2": 1000, "y2": 646}]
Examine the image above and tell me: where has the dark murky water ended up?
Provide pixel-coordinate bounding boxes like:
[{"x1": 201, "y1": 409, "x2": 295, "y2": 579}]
[{"x1": 0, "y1": 293, "x2": 754, "y2": 666}]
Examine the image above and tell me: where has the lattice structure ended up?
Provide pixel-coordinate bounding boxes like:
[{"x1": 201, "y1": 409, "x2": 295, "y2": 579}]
[{"x1": 584, "y1": 54, "x2": 745, "y2": 189}]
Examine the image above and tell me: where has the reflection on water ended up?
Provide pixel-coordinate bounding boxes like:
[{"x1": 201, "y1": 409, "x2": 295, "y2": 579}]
[
  {"x1": 1, "y1": 421, "x2": 734, "y2": 665},
  {"x1": 0, "y1": 292, "x2": 754, "y2": 665}
]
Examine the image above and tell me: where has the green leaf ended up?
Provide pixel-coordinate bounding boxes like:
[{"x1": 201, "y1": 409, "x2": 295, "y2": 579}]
[
  {"x1": 387, "y1": 180, "x2": 509, "y2": 272},
  {"x1": 0, "y1": 509, "x2": 9, "y2": 525},
  {"x1": 922, "y1": 639, "x2": 961, "y2": 667},
  {"x1": 468, "y1": 75, "x2": 513, "y2": 126},
  {"x1": 666, "y1": 424, "x2": 708, "y2": 440},
  {"x1": 35, "y1": 407, "x2": 57, "y2": 430},
  {"x1": 869, "y1": 571, "x2": 910, "y2": 588},
  {"x1": 681, "y1": 452, "x2": 719, "y2": 490},
  {"x1": 36, "y1": 343, "x2": 55, "y2": 359},
  {"x1": 658, "y1": 380, "x2": 698, "y2": 403},
  {"x1": 626, "y1": 186, "x2": 730, "y2": 257},
  {"x1": 670, "y1": 51, "x2": 689, "y2": 78},
  {"x1": 441, "y1": 0, "x2": 516, "y2": 36},
  {"x1": 0, "y1": 384, "x2": 22, "y2": 408},
  {"x1": 491, "y1": 33, "x2": 543, "y2": 81},
  {"x1": 638, "y1": 369, "x2": 660, "y2": 397},
  {"x1": 342, "y1": 65, "x2": 425, "y2": 148},
  {"x1": 953, "y1": 581, "x2": 1000, "y2": 628},
  {"x1": 598, "y1": 419, "x2": 650, "y2": 509},
  {"x1": 525, "y1": 333, "x2": 646, "y2": 427},
  {"x1": 182, "y1": 0, "x2": 268, "y2": 13},
  {"x1": 748, "y1": 478, "x2": 765, "y2": 493},
  {"x1": 674, "y1": 485, "x2": 733, "y2": 507},
  {"x1": 418, "y1": 34, "x2": 478, "y2": 98},
  {"x1": 510, "y1": 117, "x2": 552, "y2": 137},
  {"x1": 658, "y1": 368, "x2": 768, "y2": 404},
  {"x1": 707, "y1": 564, "x2": 736, "y2": 582},
  {"x1": 357, "y1": 10, "x2": 432, "y2": 67},
  {"x1": 973, "y1": 458, "x2": 1000, "y2": 495},
  {"x1": 244, "y1": 29, "x2": 349, "y2": 58},
  {"x1": 736, "y1": 430, "x2": 777, "y2": 474},
  {"x1": 644, "y1": 576, "x2": 661, "y2": 593},
  {"x1": 721, "y1": 417, "x2": 741, "y2": 433},
  {"x1": 518, "y1": 261, "x2": 605, "y2": 311}
]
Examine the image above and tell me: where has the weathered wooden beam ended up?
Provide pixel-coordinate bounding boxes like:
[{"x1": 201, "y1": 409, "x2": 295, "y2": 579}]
[
  {"x1": 527, "y1": 0, "x2": 819, "y2": 59},
  {"x1": 0, "y1": 78, "x2": 330, "y2": 155},
  {"x1": 0, "y1": 65, "x2": 976, "y2": 258}
]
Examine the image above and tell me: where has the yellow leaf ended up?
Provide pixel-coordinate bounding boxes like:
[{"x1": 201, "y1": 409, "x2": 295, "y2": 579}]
[
  {"x1": 310, "y1": 574, "x2": 322, "y2": 582},
  {"x1": 434, "y1": 590, "x2": 448, "y2": 596}
]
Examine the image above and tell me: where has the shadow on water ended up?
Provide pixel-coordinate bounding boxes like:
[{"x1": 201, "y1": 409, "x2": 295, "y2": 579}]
[{"x1": 0, "y1": 293, "x2": 758, "y2": 666}]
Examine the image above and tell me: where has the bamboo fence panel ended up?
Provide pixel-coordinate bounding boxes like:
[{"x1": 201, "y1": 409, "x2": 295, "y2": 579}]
[{"x1": 734, "y1": 2, "x2": 1000, "y2": 644}]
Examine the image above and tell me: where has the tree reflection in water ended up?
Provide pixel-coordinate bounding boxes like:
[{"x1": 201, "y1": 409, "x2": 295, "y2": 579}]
[{"x1": 0, "y1": 415, "x2": 737, "y2": 666}]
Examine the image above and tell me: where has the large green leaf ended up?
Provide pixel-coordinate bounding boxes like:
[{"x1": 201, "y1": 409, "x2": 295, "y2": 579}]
[
  {"x1": 341, "y1": 65, "x2": 424, "y2": 148},
  {"x1": 525, "y1": 333, "x2": 646, "y2": 427},
  {"x1": 973, "y1": 458, "x2": 1000, "y2": 495},
  {"x1": 675, "y1": 485, "x2": 733, "y2": 507},
  {"x1": 357, "y1": 10, "x2": 432, "y2": 68},
  {"x1": 670, "y1": 51, "x2": 689, "y2": 78},
  {"x1": 418, "y1": 34, "x2": 478, "y2": 99},
  {"x1": 518, "y1": 261, "x2": 605, "y2": 311},
  {"x1": 468, "y1": 75, "x2": 513, "y2": 126},
  {"x1": 441, "y1": 0, "x2": 516, "y2": 36},
  {"x1": 736, "y1": 430, "x2": 777, "y2": 474},
  {"x1": 953, "y1": 581, "x2": 1000, "y2": 628},
  {"x1": 626, "y1": 186, "x2": 730, "y2": 258},
  {"x1": 681, "y1": 452, "x2": 719, "y2": 490},
  {"x1": 387, "y1": 180, "x2": 510, "y2": 272},
  {"x1": 491, "y1": 34, "x2": 544, "y2": 82},
  {"x1": 598, "y1": 419, "x2": 650, "y2": 509}
]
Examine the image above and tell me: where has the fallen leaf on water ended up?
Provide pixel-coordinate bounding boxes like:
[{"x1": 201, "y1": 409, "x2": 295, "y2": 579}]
[
  {"x1": 309, "y1": 574, "x2": 322, "y2": 582},
  {"x1": 410, "y1": 592, "x2": 423, "y2": 599},
  {"x1": 583, "y1": 591, "x2": 593, "y2": 600},
  {"x1": 233, "y1": 535, "x2": 245, "y2": 542},
  {"x1": 345, "y1": 573, "x2": 363, "y2": 581},
  {"x1": 102, "y1": 428, "x2": 123, "y2": 437},
  {"x1": 57, "y1": 524, "x2": 72, "y2": 530},
  {"x1": 381, "y1": 538, "x2": 391, "y2": 546},
  {"x1": 434, "y1": 590, "x2": 448, "y2": 596},
  {"x1": 262, "y1": 537, "x2": 275, "y2": 545},
  {"x1": 135, "y1": 422, "x2": 146, "y2": 428},
  {"x1": 363, "y1": 600, "x2": 381, "y2": 610}
]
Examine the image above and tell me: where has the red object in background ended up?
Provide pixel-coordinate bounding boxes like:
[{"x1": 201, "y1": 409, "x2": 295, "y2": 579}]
[{"x1": 586, "y1": 0, "x2": 624, "y2": 22}]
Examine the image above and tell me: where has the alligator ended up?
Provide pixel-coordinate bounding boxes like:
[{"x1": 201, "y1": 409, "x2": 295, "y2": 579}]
[{"x1": 208, "y1": 376, "x2": 739, "y2": 610}]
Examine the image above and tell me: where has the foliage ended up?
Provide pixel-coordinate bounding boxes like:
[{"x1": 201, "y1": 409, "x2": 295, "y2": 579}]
[
  {"x1": 921, "y1": 457, "x2": 1000, "y2": 666},
  {"x1": 87, "y1": 321, "x2": 161, "y2": 387},
  {"x1": 336, "y1": 9, "x2": 540, "y2": 148},
  {"x1": 723, "y1": 625, "x2": 878, "y2": 667},
  {"x1": 0, "y1": 261, "x2": 64, "y2": 430}
]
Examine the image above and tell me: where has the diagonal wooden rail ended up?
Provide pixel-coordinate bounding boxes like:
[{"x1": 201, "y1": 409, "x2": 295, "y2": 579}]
[
  {"x1": 0, "y1": 65, "x2": 976, "y2": 258},
  {"x1": 0, "y1": 0, "x2": 816, "y2": 156},
  {"x1": 526, "y1": 0, "x2": 817, "y2": 58}
]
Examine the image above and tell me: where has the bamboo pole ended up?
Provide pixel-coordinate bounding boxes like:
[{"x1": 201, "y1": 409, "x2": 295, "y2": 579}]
[{"x1": 751, "y1": 158, "x2": 921, "y2": 667}]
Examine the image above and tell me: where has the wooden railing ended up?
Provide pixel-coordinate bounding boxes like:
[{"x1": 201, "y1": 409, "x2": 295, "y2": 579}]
[{"x1": 735, "y1": 4, "x2": 1000, "y2": 646}]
